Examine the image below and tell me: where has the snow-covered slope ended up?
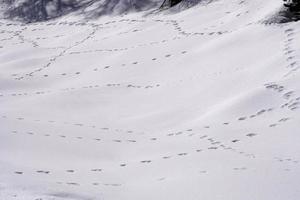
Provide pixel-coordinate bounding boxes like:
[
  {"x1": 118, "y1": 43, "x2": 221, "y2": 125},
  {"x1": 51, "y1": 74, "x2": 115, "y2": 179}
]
[{"x1": 1, "y1": 0, "x2": 300, "y2": 199}]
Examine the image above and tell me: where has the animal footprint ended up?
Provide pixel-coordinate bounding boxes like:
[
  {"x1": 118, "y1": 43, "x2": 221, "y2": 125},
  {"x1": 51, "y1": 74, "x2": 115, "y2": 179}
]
[
  {"x1": 178, "y1": 153, "x2": 188, "y2": 156},
  {"x1": 67, "y1": 182, "x2": 79, "y2": 186},
  {"x1": 233, "y1": 167, "x2": 247, "y2": 171},
  {"x1": 246, "y1": 133, "x2": 257, "y2": 137},
  {"x1": 91, "y1": 169, "x2": 102, "y2": 172},
  {"x1": 141, "y1": 160, "x2": 151, "y2": 163},
  {"x1": 238, "y1": 117, "x2": 247, "y2": 121},
  {"x1": 36, "y1": 170, "x2": 50, "y2": 174}
]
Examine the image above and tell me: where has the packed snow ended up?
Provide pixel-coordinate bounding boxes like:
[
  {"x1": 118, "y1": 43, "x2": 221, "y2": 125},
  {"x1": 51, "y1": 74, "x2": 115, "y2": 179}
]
[{"x1": 1, "y1": 0, "x2": 300, "y2": 199}]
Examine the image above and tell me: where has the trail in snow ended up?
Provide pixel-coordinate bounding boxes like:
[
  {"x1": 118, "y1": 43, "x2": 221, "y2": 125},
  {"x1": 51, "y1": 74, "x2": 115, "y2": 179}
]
[{"x1": 1, "y1": 0, "x2": 300, "y2": 200}]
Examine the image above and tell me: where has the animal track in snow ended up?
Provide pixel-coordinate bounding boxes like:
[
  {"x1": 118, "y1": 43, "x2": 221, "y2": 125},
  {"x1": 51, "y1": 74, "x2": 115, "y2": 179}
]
[{"x1": 282, "y1": 27, "x2": 300, "y2": 77}]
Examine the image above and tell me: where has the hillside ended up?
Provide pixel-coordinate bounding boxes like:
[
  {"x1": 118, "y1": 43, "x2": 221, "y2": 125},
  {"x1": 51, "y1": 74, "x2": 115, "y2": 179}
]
[{"x1": 1, "y1": 0, "x2": 300, "y2": 199}]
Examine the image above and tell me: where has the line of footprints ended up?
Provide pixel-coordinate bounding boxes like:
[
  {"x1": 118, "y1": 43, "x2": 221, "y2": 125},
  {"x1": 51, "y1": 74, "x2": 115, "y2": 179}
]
[
  {"x1": 2, "y1": 17, "x2": 257, "y2": 81},
  {"x1": 39, "y1": 51, "x2": 188, "y2": 79},
  {"x1": 283, "y1": 27, "x2": 300, "y2": 77}
]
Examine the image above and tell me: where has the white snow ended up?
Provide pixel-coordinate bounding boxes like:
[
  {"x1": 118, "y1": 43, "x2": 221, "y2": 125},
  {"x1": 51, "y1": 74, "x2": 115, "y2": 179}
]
[{"x1": 1, "y1": 0, "x2": 300, "y2": 199}]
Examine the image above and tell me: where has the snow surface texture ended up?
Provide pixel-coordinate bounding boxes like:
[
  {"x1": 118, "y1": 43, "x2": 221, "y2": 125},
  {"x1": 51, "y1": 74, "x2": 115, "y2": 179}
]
[{"x1": 1, "y1": 0, "x2": 300, "y2": 199}]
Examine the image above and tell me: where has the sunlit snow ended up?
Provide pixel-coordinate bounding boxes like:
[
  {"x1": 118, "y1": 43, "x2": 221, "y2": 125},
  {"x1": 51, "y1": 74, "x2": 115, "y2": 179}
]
[{"x1": 1, "y1": 0, "x2": 300, "y2": 199}]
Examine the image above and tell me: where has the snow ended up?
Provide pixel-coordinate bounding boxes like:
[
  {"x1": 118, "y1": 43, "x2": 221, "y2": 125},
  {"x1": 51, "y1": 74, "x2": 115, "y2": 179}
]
[{"x1": 1, "y1": 0, "x2": 300, "y2": 199}]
